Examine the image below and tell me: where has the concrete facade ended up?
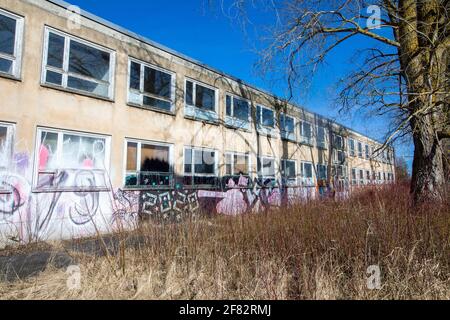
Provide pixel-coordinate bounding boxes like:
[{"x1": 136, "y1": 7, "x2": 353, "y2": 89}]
[{"x1": 0, "y1": 0, "x2": 395, "y2": 245}]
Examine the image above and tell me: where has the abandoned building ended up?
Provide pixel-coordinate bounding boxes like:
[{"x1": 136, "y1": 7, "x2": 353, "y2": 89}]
[{"x1": 0, "y1": 0, "x2": 396, "y2": 244}]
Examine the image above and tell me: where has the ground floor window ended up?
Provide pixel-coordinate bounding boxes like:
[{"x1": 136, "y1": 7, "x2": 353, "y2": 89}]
[
  {"x1": 300, "y1": 161, "x2": 314, "y2": 186},
  {"x1": 257, "y1": 156, "x2": 276, "y2": 184},
  {"x1": 125, "y1": 139, "x2": 173, "y2": 188},
  {"x1": 0, "y1": 123, "x2": 13, "y2": 171},
  {"x1": 281, "y1": 159, "x2": 297, "y2": 184},
  {"x1": 317, "y1": 164, "x2": 327, "y2": 181},
  {"x1": 184, "y1": 147, "x2": 217, "y2": 186},
  {"x1": 36, "y1": 128, "x2": 110, "y2": 190},
  {"x1": 351, "y1": 168, "x2": 357, "y2": 185},
  {"x1": 225, "y1": 152, "x2": 250, "y2": 176}
]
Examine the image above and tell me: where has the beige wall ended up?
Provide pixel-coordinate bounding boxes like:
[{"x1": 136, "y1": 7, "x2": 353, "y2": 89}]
[{"x1": 0, "y1": 0, "x2": 395, "y2": 189}]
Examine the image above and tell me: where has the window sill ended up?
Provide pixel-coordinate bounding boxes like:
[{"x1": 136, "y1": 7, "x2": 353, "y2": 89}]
[
  {"x1": 32, "y1": 187, "x2": 111, "y2": 193},
  {"x1": 127, "y1": 102, "x2": 176, "y2": 116},
  {"x1": 40, "y1": 83, "x2": 114, "y2": 103},
  {"x1": 122, "y1": 185, "x2": 174, "y2": 191},
  {"x1": 0, "y1": 72, "x2": 21, "y2": 82}
]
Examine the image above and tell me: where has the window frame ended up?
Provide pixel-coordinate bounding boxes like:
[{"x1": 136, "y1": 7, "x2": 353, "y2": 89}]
[
  {"x1": 299, "y1": 120, "x2": 313, "y2": 145},
  {"x1": 183, "y1": 146, "x2": 218, "y2": 177},
  {"x1": 257, "y1": 156, "x2": 276, "y2": 180},
  {"x1": 127, "y1": 57, "x2": 176, "y2": 113},
  {"x1": 281, "y1": 159, "x2": 297, "y2": 183},
  {"x1": 300, "y1": 161, "x2": 314, "y2": 186},
  {"x1": 0, "y1": 8, "x2": 24, "y2": 79},
  {"x1": 33, "y1": 127, "x2": 111, "y2": 191},
  {"x1": 225, "y1": 92, "x2": 253, "y2": 131},
  {"x1": 279, "y1": 113, "x2": 296, "y2": 141},
  {"x1": 0, "y1": 121, "x2": 15, "y2": 173},
  {"x1": 316, "y1": 164, "x2": 328, "y2": 181},
  {"x1": 348, "y1": 138, "x2": 356, "y2": 157},
  {"x1": 256, "y1": 104, "x2": 276, "y2": 134},
  {"x1": 41, "y1": 26, "x2": 116, "y2": 100},
  {"x1": 123, "y1": 138, "x2": 174, "y2": 189},
  {"x1": 357, "y1": 141, "x2": 363, "y2": 158},
  {"x1": 365, "y1": 144, "x2": 370, "y2": 160},
  {"x1": 184, "y1": 78, "x2": 218, "y2": 112},
  {"x1": 317, "y1": 125, "x2": 327, "y2": 149},
  {"x1": 225, "y1": 151, "x2": 251, "y2": 177}
]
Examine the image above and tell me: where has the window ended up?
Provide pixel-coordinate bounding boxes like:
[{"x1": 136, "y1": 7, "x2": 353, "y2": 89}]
[
  {"x1": 358, "y1": 142, "x2": 363, "y2": 158},
  {"x1": 257, "y1": 157, "x2": 276, "y2": 179},
  {"x1": 300, "y1": 162, "x2": 314, "y2": 186},
  {"x1": 359, "y1": 169, "x2": 364, "y2": 185},
  {"x1": 299, "y1": 121, "x2": 313, "y2": 145},
  {"x1": 0, "y1": 123, "x2": 13, "y2": 171},
  {"x1": 365, "y1": 144, "x2": 370, "y2": 159},
  {"x1": 186, "y1": 79, "x2": 217, "y2": 112},
  {"x1": 366, "y1": 170, "x2": 371, "y2": 182},
  {"x1": 0, "y1": 9, "x2": 23, "y2": 78},
  {"x1": 317, "y1": 164, "x2": 327, "y2": 181},
  {"x1": 333, "y1": 149, "x2": 345, "y2": 164},
  {"x1": 225, "y1": 152, "x2": 250, "y2": 176},
  {"x1": 349, "y1": 139, "x2": 356, "y2": 157},
  {"x1": 280, "y1": 113, "x2": 295, "y2": 140},
  {"x1": 256, "y1": 105, "x2": 275, "y2": 133},
  {"x1": 351, "y1": 168, "x2": 357, "y2": 185},
  {"x1": 36, "y1": 128, "x2": 110, "y2": 190},
  {"x1": 334, "y1": 134, "x2": 344, "y2": 150},
  {"x1": 317, "y1": 126, "x2": 327, "y2": 149},
  {"x1": 124, "y1": 140, "x2": 173, "y2": 188},
  {"x1": 42, "y1": 28, "x2": 114, "y2": 99},
  {"x1": 184, "y1": 147, "x2": 217, "y2": 186},
  {"x1": 225, "y1": 95, "x2": 250, "y2": 129},
  {"x1": 127, "y1": 58, "x2": 175, "y2": 112},
  {"x1": 281, "y1": 159, "x2": 297, "y2": 183}
]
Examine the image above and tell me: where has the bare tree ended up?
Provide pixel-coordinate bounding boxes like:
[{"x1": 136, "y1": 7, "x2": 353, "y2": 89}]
[{"x1": 212, "y1": 0, "x2": 449, "y2": 204}]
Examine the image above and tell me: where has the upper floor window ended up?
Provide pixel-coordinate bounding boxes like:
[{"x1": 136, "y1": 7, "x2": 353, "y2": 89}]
[
  {"x1": 333, "y1": 134, "x2": 344, "y2": 150},
  {"x1": 349, "y1": 138, "x2": 356, "y2": 157},
  {"x1": 365, "y1": 144, "x2": 370, "y2": 159},
  {"x1": 225, "y1": 95, "x2": 250, "y2": 129},
  {"x1": 184, "y1": 147, "x2": 217, "y2": 186},
  {"x1": 35, "y1": 128, "x2": 110, "y2": 191},
  {"x1": 225, "y1": 152, "x2": 250, "y2": 176},
  {"x1": 125, "y1": 139, "x2": 173, "y2": 188},
  {"x1": 42, "y1": 27, "x2": 115, "y2": 99},
  {"x1": 280, "y1": 113, "x2": 295, "y2": 141},
  {"x1": 128, "y1": 58, "x2": 175, "y2": 112},
  {"x1": 0, "y1": 123, "x2": 14, "y2": 171},
  {"x1": 0, "y1": 9, "x2": 23, "y2": 79},
  {"x1": 256, "y1": 105, "x2": 275, "y2": 129},
  {"x1": 317, "y1": 126, "x2": 327, "y2": 149},
  {"x1": 186, "y1": 79, "x2": 217, "y2": 112},
  {"x1": 357, "y1": 141, "x2": 363, "y2": 158},
  {"x1": 299, "y1": 121, "x2": 313, "y2": 145}
]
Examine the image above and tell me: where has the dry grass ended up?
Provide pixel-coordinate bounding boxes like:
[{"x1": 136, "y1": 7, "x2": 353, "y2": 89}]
[{"x1": 0, "y1": 183, "x2": 449, "y2": 300}]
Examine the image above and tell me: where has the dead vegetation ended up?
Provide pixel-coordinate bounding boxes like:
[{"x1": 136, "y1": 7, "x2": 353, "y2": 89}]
[{"x1": 0, "y1": 183, "x2": 449, "y2": 300}]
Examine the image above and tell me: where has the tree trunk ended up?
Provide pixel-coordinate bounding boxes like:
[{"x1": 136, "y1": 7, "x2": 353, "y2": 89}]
[{"x1": 410, "y1": 114, "x2": 445, "y2": 204}]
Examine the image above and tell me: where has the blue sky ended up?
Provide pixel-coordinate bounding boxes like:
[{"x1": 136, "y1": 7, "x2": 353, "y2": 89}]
[{"x1": 65, "y1": 0, "x2": 413, "y2": 171}]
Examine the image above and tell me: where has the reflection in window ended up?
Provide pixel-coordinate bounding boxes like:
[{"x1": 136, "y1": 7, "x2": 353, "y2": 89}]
[
  {"x1": 0, "y1": 124, "x2": 12, "y2": 169},
  {"x1": 226, "y1": 95, "x2": 250, "y2": 122},
  {"x1": 43, "y1": 28, "x2": 114, "y2": 98},
  {"x1": 125, "y1": 140, "x2": 172, "y2": 188},
  {"x1": 225, "y1": 153, "x2": 249, "y2": 176},
  {"x1": 282, "y1": 159, "x2": 296, "y2": 182},
  {"x1": 257, "y1": 157, "x2": 275, "y2": 178},
  {"x1": 299, "y1": 121, "x2": 312, "y2": 144},
  {"x1": 300, "y1": 162, "x2": 314, "y2": 186},
  {"x1": 0, "y1": 9, "x2": 23, "y2": 77},
  {"x1": 257, "y1": 105, "x2": 275, "y2": 128},
  {"x1": 186, "y1": 80, "x2": 216, "y2": 111},
  {"x1": 128, "y1": 60, "x2": 174, "y2": 112},
  {"x1": 184, "y1": 147, "x2": 217, "y2": 186},
  {"x1": 36, "y1": 129, "x2": 109, "y2": 190},
  {"x1": 317, "y1": 126, "x2": 326, "y2": 148}
]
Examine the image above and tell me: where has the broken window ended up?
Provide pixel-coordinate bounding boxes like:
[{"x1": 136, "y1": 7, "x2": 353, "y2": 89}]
[
  {"x1": 0, "y1": 9, "x2": 23, "y2": 78},
  {"x1": 226, "y1": 95, "x2": 250, "y2": 127},
  {"x1": 36, "y1": 128, "x2": 110, "y2": 190},
  {"x1": 349, "y1": 139, "x2": 356, "y2": 157},
  {"x1": 282, "y1": 159, "x2": 297, "y2": 183},
  {"x1": 300, "y1": 162, "x2": 314, "y2": 186},
  {"x1": 258, "y1": 157, "x2": 276, "y2": 179},
  {"x1": 125, "y1": 140, "x2": 172, "y2": 188},
  {"x1": 317, "y1": 126, "x2": 326, "y2": 149},
  {"x1": 43, "y1": 28, "x2": 114, "y2": 98},
  {"x1": 186, "y1": 80, "x2": 216, "y2": 111},
  {"x1": 225, "y1": 153, "x2": 249, "y2": 176},
  {"x1": 299, "y1": 121, "x2": 313, "y2": 145},
  {"x1": 184, "y1": 147, "x2": 217, "y2": 186},
  {"x1": 128, "y1": 59, "x2": 174, "y2": 112}
]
